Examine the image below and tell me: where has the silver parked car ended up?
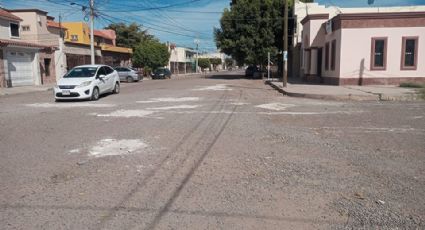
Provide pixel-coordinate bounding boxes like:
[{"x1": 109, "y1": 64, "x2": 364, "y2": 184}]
[{"x1": 114, "y1": 67, "x2": 141, "y2": 82}]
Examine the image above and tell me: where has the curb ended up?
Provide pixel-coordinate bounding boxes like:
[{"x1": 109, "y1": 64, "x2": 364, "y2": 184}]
[
  {"x1": 0, "y1": 87, "x2": 53, "y2": 97},
  {"x1": 264, "y1": 80, "x2": 380, "y2": 101}
]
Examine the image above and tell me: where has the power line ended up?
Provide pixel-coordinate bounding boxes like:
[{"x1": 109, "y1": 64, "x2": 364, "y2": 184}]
[{"x1": 102, "y1": 0, "x2": 203, "y2": 12}]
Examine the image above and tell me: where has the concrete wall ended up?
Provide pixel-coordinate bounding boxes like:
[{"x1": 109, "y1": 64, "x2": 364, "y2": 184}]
[
  {"x1": 12, "y1": 11, "x2": 60, "y2": 47},
  {"x1": 340, "y1": 27, "x2": 425, "y2": 82},
  {"x1": 322, "y1": 29, "x2": 342, "y2": 79},
  {"x1": 0, "y1": 49, "x2": 4, "y2": 87}
]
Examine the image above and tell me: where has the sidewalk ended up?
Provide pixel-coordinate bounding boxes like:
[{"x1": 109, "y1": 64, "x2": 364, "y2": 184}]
[
  {"x1": 0, "y1": 84, "x2": 54, "y2": 97},
  {"x1": 265, "y1": 80, "x2": 421, "y2": 101}
]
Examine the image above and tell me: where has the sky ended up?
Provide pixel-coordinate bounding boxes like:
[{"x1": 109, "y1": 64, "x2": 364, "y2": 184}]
[{"x1": 1, "y1": 0, "x2": 424, "y2": 53}]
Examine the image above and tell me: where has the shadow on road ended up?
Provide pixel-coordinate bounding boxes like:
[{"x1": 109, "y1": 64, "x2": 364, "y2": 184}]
[{"x1": 206, "y1": 74, "x2": 262, "y2": 81}]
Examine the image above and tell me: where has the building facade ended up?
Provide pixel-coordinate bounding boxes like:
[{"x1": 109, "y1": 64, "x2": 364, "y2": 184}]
[
  {"x1": 295, "y1": 2, "x2": 425, "y2": 85},
  {"x1": 0, "y1": 8, "x2": 52, "y2": 88},
  {"x1": 168, "y1": 44, "x2": 196, "y2": 74},
  {"x1": 62, "y1": 22, "x2": 132, "y2": 69},
  {"x1": 301, "y1": 11, "x2": 425, "y2": 85}
]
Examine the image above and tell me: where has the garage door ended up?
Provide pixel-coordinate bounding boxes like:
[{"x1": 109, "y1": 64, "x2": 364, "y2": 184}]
[{"x1": 6, "y1": 51, "x2": 34, "y2": 86}]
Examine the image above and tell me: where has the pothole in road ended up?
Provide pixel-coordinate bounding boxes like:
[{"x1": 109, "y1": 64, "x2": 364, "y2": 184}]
[
  {"x1": 94, "y1": 109, "x2": 157, "y2": 118},
  {"x1": 255, "y1": 103, "x2": 296, "y2": 111},
  {"x1": 88, "y1": 139, "x2": 148, "y2": 158},
  {"x1": 192, "y1": 84, "x2": 232, "y2": 91},
  {"x1": 145, "y1": 105, "x2": 202, "y2": 110},
  {"x1": 137, "y1": 97, "x2": 202, "y2": 103}
]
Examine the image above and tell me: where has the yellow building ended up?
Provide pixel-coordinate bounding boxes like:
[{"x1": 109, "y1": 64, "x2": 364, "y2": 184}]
[
  {"x1": 62, "y1": 22, "x2": 91, "y2": 45},
  {"x1": 61, "y1": 22, "x2": 132, "y2": 67}
]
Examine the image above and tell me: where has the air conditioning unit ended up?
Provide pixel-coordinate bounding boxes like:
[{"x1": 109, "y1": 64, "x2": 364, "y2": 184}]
[{"x1": 37, "y1": 15, "x2": 41, "y2": 23}]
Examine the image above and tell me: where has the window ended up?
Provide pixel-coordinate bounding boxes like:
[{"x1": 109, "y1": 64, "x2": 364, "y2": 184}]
[
  {"x1": 10, "y1": 23, "x2": 19, "y2": 37},
  {"x1": 371, "y1": 37, "x2": 387, "y2": 70},
  {"x1": 22, "y1": 25, "x2": 30, "y2": 31},
  {"x1": 325, "y1": 42, "x2": 330, "y2": 70},
  {"x1": 96, "y1": 67, "x2": 106, "y2": 77},
  {"x1": 331, "y1": 40, "x2": 336, "y2": 71},
  {"x1": 105, "y1": 66, "x2": 114, "y2": 74},
  {"x1": 401, "y1": 37, "x2": 418, "y2": 70},
  {"x1": 70, "y1": 35, "x2": 78, "y2": 41},
  {"x1": 44, "y1": 59, "x2": 51, "y2": 77}
]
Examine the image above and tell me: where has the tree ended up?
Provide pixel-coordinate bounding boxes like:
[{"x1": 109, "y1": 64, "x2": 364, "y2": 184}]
[
  {"x1": 209, "y1": 58, "x2": 222, "y2": 70},
  {"x1": 198, "y1": 58, "x2": 211, "y2": 70},
  {"x1": 105, "y1": 23, "x2": 153, "y2": 50},
  {"x1": 225, "y1": 58, "x2": 234, "y2": 67},
  {"x1": 215, "y1": 0, "x2": 311, "y2": 66},
  {"x1": 133, "y1": 39, "x2": 170, "y2": 69}
]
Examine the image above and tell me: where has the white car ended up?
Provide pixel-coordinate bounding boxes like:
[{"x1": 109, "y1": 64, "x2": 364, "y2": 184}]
[{"x1": 54, "y1": 65, "x2": 120, "y2": 101}]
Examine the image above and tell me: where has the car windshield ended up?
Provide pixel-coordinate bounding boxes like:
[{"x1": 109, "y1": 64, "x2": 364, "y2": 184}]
[
  {"x1": 155, "y1": 69, "x2": 165, "y2": 74},
  {"x1": 64, "y1": 67, "x2": 98, "y2": 78}
]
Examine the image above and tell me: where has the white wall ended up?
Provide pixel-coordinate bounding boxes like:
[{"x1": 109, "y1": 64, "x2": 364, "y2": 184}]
[
  {"x1": 0, "y1": 19, "x2": 12, "y2": 39},
  {"x1": 340, "y1": 27, "x2": 425, "y2": 79},
  {"x1": 2, "y1": 47, "x2": 41, "y2": 86}
]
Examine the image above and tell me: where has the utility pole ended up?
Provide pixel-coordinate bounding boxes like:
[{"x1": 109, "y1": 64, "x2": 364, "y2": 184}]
[
  {"x1": 283, "y1": 0, "x2": 288, "y2": 87},
  {"x1": 194, "y1": 38, "x2": 200, "y2": 73},
  {"x1": 89, "y1": 0, "x2": 95, "y2": 65},
  {"x1": 267, "y1": 52, "x2": 270, "y2": 80}
]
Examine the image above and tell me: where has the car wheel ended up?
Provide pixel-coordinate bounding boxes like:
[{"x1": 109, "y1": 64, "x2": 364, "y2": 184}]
[
  {"x1": 113, "y1": 82, "x2": 120, "y2": 94},
  {"x1": 127, "y1": 76, "x2": 134, "y2": 83},
  {"x1": 91, "y1": 87, "x2": 99, "y2": 101}
]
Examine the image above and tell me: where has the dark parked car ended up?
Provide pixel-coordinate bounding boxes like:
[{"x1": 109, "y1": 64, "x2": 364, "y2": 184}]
[
  {"x1": 151, "y1": 68, "x2": 171, "y2": 79},
  {"x1": 245, "y1": 65, "x2": 258, "y2": 78},
  {"x1": 114, "y1": 67, "x2": 141, "y2": 82}
]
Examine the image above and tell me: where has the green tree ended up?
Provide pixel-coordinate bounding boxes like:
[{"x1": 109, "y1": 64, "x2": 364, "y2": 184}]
[
  {"x1": 225, "y1": 58, "x2": 234, "y2": 67},
  {"x1": 105, "y1": 22, "x2": 153, "y2": 50},
  {"x1": 133, "y1": 39, "x2": 170, "y2": 69},
  {"x1": 215, "y1": 0, "x2": 311, "y2": 66},
  {"x1": 198, "y1": 58, "x2": 211, "y2": 70},
  {"x1": 209, "y1": 58, "x2": 222, "y2": 70}
]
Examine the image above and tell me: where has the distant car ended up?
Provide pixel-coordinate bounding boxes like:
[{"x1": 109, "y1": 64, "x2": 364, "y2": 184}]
[
  {"x1": 245, "y1": 65, "x2": 258, "y2": 77},
  {"x1": 151, "y1": 68, "x2": 171, "y2": 79},
  {"x1": 54, "y1": 65, "x2": 120, "y2": 101},
  {"x1": 114, "y1": 67, "x2": 141, "y2": 82}
]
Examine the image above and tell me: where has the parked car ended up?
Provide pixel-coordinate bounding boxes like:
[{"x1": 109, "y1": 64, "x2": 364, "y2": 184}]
[
  {"x1": 151, "y1": 68, "x2": 172, "y2": 79},
  {"x1": 245, "y1": 65, "x2": 258, "y2": 77},
  {"x1": 54, "y1": 65, "x2": 120, "y2": 101},
  {"x1": 114, "y1": 67, "x2": 141, "y2": 82}
]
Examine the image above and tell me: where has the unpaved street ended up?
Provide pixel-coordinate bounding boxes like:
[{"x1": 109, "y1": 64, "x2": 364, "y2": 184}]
[{"x1": 1, "y1": 72, "x2": 424, "y2": 229}]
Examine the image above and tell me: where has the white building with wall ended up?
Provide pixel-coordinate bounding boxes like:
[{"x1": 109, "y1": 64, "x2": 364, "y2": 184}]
[{"x1": 167, "y1": 44, "x2": 196, "y2": 74}]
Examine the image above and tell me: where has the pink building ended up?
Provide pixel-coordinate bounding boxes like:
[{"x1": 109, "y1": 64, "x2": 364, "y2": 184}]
[{"x1": 301, "y1": 11, "x2": 425, "y2": 85}]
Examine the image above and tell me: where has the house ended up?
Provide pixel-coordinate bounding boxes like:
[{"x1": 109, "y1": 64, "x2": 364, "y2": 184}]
[
  {"x1": 61, "y1": 22, "x2": 132, "y2": 69},
  {"x1": 293, "y1": 1, "x2": 425, "y2": 85},
  {"x1": 7, "y1": 9, "x2": 66, "y2": 85},
  {"x1": 198, "y1": 52, "x2": 227, "y2": 71},
  {"x1": 0, "y1": 8, "x2": 53, "y2": 88},
  {"x1": 167, "y1": 43, "x2": 196, "y2": 74}
]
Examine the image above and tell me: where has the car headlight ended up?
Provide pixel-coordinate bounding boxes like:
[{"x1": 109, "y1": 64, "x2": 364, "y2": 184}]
[{"x1": 76, "y1": 81, "x2": 92, "y2": 88}]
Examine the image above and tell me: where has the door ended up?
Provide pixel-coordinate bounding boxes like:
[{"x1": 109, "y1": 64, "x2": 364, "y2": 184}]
[
  {"x1": 96, "y1": 67, "x2": 108, "y2": 93},
  {"x1": 317, "y1": 48, "x2": 322, "y2": 78},
  {"x1": 104, "y1": 66, "x2": 116, "y2": 90},
  {"x1": 6, "y1": 51, "x2": 34, "y2": 86},
  {"x1": 117, "y1": 67, "x2": 129, "y2": 81}
]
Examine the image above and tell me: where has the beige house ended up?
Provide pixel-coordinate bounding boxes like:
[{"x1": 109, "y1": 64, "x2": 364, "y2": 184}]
[
  {"x1": 301, "y1": 11, "x2": 425, "y2": 85},
  {"x1": 0, "y1": 8, "x2": 53, "y2": 88},
  {"x1": 8, "y1": 9, "x2": 66, "y2": 85}
]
